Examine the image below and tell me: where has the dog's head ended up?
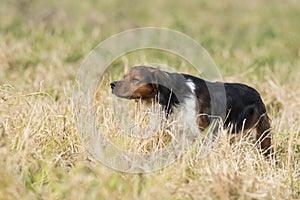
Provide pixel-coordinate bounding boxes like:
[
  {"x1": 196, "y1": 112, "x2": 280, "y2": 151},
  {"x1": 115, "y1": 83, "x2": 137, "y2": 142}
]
[
  {"x1": 110, "y1": 66, "x2": 156, "y2": 100},
  {"x1": 111, "y1": 65, "x2": 173, "y2": 98},
  {"x1": 110, "y1": 65, "x2": 188, "y2": 112}
]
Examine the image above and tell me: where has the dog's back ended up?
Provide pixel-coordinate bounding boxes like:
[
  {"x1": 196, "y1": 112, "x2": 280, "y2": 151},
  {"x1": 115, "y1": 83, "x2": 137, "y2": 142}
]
[{"x1": 182, "y1": 74, "x2": 273, "y2": 157}]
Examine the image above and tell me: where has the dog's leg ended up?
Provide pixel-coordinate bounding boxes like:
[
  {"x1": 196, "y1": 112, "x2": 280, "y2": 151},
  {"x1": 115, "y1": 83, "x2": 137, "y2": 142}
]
[
  {"x1": 234, "y1": 104, "x2": 274, "y2": 158},
  {"x1": 198, "y1": 117, "x2": 220, "y2": 157},
  {"x1": 233, "y1": 104, "x2": 256, "y2": 133},
  {"x1": 256, "y1": 114, "x2": 274, "y2": 158}
]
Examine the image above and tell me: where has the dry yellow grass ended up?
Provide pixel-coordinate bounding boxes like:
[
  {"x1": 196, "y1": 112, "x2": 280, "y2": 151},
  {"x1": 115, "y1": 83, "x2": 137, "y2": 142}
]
[{"x1": 1, "y1": 0, "x2": 300, "y2": 199}]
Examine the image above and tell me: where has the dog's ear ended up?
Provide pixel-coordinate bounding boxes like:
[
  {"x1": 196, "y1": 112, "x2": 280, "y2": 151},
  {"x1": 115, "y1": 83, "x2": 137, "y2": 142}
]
[
  {"x1": 147, "y1": 69, "x2": 175, "y2": 114},
  {"x1": 147, "y1": 69, "x2": 171, "y2": 90}
]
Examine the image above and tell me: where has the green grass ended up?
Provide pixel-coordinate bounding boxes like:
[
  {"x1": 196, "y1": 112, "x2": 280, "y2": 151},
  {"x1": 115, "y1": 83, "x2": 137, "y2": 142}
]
[{"x1": 1, "y1": 0, "x2": 300, "y2": 199}]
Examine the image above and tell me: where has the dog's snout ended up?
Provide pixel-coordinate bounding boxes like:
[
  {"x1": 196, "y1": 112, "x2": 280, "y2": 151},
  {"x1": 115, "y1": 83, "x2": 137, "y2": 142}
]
[{"x1": 110, "y1": 81, "x2": 117, "y2": 89}]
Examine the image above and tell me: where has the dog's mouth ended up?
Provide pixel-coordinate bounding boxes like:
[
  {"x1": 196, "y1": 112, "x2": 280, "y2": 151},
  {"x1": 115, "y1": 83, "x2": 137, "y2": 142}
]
[
  {"x1": 111, "y1": 89, "x2": 132, "y2": 99},
  {"x1": 112, "y1": 89, "x2": 155, "y2": 101}
]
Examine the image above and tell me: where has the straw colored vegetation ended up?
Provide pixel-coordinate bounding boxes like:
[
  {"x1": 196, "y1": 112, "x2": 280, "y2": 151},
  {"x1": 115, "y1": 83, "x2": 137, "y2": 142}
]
[{"x1": 0, "y1": 0, "x2": 299, "y2": 199}]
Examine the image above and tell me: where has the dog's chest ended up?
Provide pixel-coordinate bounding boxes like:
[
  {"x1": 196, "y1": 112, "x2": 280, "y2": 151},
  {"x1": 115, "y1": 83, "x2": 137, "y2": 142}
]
[{"x1": 172, "y1": 80, "x2": 200, "y2": 136}]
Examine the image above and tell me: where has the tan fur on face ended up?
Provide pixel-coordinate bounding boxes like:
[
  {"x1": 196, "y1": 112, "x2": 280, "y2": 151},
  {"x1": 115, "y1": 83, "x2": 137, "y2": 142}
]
[{"x1": 112, "y1": 66, "x2": 157, "y2": 101}]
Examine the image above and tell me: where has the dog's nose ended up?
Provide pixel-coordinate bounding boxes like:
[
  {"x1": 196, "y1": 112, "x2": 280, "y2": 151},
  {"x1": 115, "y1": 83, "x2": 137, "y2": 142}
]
[{"x1": 110, "y1": 81, "x2": 117, "y2": 89}]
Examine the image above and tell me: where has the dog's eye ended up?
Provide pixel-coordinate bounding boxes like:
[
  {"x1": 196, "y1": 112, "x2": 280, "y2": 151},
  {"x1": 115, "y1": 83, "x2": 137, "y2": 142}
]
[{"x1": 132, "y1": 78, "x2": 140, "y2": 82}]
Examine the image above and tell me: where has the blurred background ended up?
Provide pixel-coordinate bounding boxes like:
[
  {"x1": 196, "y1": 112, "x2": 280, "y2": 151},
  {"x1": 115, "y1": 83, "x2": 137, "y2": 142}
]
[{"x1": 1, "y1": 0, "x2": 299, "y2": 84}]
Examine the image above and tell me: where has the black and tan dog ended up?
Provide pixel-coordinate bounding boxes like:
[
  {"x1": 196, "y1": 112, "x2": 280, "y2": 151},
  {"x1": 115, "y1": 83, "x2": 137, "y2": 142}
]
[{"x1": 110, "y1": 66, "x2": 273, "y2": 157}]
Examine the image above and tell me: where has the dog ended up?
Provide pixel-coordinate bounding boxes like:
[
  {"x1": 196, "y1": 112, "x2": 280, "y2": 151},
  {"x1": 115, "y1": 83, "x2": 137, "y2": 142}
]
[{"x1": 110, "y1": 65, "x2": 274, "y2": 157}]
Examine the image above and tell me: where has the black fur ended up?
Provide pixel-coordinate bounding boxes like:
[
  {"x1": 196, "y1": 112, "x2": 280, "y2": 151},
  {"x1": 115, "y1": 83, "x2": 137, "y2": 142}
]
[
  {"x1": 149, "y1": 71, "x2": 193, "y2": 115},
  {"x1": 153, "y1": 71, "x2": 268, "y2": 132}
]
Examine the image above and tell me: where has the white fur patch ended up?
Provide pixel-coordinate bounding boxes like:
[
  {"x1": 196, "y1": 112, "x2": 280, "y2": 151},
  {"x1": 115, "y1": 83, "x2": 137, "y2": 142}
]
[
  {"x1": 186, "y1": 79, "x2": 196, "y2": 92},
  {"x1": 174, "y1": 79, "x2": 200, "y2": 138}
]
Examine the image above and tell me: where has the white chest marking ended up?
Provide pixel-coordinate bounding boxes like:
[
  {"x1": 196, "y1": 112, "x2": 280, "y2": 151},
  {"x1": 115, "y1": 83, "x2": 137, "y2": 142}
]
[{"x1": 174, "y1": 79, "x2": 200, "y2": 137}]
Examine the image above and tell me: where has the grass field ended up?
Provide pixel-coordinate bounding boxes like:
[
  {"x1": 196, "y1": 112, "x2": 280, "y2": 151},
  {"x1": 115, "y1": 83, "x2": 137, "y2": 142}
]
[{"x1": 1, "y1": 0, "x2": 300, "y2": 199}]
